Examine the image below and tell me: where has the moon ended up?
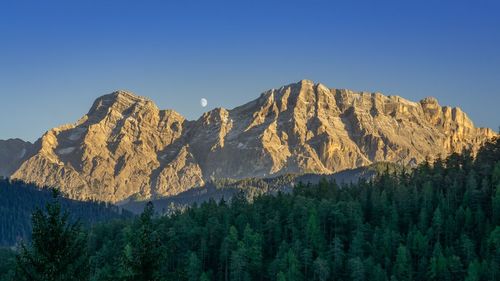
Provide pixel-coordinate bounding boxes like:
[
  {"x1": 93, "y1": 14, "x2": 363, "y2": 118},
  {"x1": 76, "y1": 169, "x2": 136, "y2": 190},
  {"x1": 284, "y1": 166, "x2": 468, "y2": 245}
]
[{"x1": 200, "y1": 98, "x2": 208, "y2": 107}]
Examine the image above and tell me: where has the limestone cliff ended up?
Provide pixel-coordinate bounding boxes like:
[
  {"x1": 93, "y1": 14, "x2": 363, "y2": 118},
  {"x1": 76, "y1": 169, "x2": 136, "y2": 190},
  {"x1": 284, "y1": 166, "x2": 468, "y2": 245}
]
[
  {"x1": 0, "y1": 139, "x2": 33, "y2": 177},
  {"x1": 7, "y1": 81, "x2": 496, "y2": 202},
  {"x1": 11, "y1": 92, "x2": 203, "y2": 202}
]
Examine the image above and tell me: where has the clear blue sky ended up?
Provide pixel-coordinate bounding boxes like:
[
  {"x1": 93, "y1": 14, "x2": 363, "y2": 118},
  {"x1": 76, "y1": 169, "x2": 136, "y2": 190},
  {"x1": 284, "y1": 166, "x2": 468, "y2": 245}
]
[{"x1": 1, "y1": 0, "x2": 499, "y2": 142}]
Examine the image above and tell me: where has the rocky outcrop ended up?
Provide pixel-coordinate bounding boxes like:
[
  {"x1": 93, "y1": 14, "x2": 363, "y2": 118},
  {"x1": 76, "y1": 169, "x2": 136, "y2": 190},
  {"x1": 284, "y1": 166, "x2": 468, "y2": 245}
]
[
  {"x1": 7, "y1": 81, "x2": 497, "y2": 202},
  {"x1": 11, "y1": 92, "x2": 203, "y2": 202},
  {"x1": 0, "y1": 139, "x2": 34, "y2": 177}
]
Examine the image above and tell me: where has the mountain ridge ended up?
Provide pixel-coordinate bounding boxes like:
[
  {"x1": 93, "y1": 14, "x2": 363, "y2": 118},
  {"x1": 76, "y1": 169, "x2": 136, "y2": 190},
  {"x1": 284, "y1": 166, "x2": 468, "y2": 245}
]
[
  {"x1": 0, "y1": 138, "x2": 34, "y2": 178},
  {"x1": 1, "y1": 80, "x2": 496, "y2": 202}
]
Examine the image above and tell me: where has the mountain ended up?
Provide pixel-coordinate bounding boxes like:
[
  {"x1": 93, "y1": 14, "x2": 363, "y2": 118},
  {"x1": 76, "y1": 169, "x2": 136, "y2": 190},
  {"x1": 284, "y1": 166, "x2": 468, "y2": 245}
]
[
  {"x1": 0, "y1": 139, "x2": 33, "y2": 178},
  {"x1": 5, "y1": 80, "x2": 496, "y2": 203}
]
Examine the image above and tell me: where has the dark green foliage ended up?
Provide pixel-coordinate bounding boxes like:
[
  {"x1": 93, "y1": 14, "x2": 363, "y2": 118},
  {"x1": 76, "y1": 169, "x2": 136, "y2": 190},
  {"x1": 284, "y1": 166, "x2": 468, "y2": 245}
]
[
  {"x1": 122, "y1": 202, "x2": 161, "y2": 281},
  {"x1": 187, "y1": 252, "x2": 202, "y2": 281},
  {"x1": 0, "y1": 179, "x2": 131, "y2": 246},
  {"x1": 15, "y1": 190, "x2": 89, "y2": 281},
  {"x1": 0, "y1": 248, "x2": 15, "y2": 281},
  {"x1": 1, "y1": 138, "x2": 499, "y2": 280},
  {"x1": 87, "y1": 138, "x2": 500, "y2": 280}
]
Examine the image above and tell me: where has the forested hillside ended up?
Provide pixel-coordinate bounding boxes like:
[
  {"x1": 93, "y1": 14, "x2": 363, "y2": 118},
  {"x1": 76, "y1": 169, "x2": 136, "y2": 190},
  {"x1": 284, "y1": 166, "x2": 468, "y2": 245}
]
[
  {"x1": 0, "y1": 180, "x2": 132, "y2": 246},
  {"x1": 121, "y1": 162, "x2": 398, "y2": 214},
  {"x1": 2, "y1": 138, "x2": 499, "y2": 281}
]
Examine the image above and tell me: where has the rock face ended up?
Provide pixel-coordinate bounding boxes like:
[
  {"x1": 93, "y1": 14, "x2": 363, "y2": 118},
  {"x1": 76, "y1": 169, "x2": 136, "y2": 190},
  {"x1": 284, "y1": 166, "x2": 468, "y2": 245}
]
[
  {"x1": 7, "y1": 80, "x2": 496, "y2": 202},
  {"x1": 11, "y1": 92, "x2": 202, "y2": 202},
  {"x1": 0, "y1": 139, "x2": 33, "y2": 178}
]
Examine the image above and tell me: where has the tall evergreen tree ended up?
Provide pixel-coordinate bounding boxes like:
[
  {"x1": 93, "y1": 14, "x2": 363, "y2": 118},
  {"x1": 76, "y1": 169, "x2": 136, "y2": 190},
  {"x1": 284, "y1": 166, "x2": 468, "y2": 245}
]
[
  {"x1": 492, "y1": 182, "x2": 500, "y2": 225},
  {"x1": 312, "y1": 256, "x2": 330, "y2": 281},
  {"x1": 122, "y1": 202, "x2": 161, "y2": 281},
  {"x1": 284, "y1": 249, "x2": 302, "y2": 281},
  {"x1": 187, "y1": 252, "x2": 202, "y2": 281},
  {"x1": 15, "y1": 189, "x2": 89, "y2": 281},
  {"x1": 348, "y1": 257, "x2": 365, "y2": 281},
  {"x1": 393, "y1": 244, "x2": 411, "y2": 281},
  {"x1": 220, "y1": 226, "x2": 238, "y2": 281},
  {"x1": 230, "y1": 242, "x2": 248, "y2": 281},
  {"x1": 328, "y1": 236, "x2": 345, "y2": 280}
]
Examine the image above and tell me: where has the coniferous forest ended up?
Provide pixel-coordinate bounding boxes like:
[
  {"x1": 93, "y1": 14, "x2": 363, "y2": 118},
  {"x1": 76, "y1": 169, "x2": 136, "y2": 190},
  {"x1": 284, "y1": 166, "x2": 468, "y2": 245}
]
[
  {"x1": 1, "y1": 138, "x2": 499, "y2": 281},
  {"x1": 0, "y1": 180, "x2": 132, "y2": 246}
]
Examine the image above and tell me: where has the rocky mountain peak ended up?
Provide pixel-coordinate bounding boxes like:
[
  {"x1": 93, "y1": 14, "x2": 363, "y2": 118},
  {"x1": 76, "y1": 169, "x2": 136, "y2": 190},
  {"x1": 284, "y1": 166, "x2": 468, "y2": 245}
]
[
  {"x1": 86, "y1": 90, "x2": 155, "y2": 123},
  {"x1": 198, "y1": 107, "x2": 231, "y2": 126},
  {"x1": 3, "y1": 81, "x2": 496, "y2": 203},
  {"x1": 0, "y1": 139, "x2": 33, "y2": 177},
  {"x1": 103, "y1": 90, "x2": 150, "y2": 104},
  {"x1": 420, "y1": 96, "x2": 440, "y2": 105}
]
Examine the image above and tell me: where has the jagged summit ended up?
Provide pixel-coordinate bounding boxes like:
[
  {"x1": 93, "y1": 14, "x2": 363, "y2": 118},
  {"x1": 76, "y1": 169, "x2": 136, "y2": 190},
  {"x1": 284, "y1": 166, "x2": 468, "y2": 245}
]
[
  {"x1": 87, "y1": 90, "x2": 154, "y2": 118},
  {"x1": 420, "y1": 96, "x2": 439, "y2": 104},
  {"x1": 99, "y1": 90, "x2": 150, "y2": 102},
  {"x1": 90, "y1": 90, "x2": 151, "y2": 109},
  {"x1": 1, "y1": 81, "x2": 496, "y2": 203},
  {"x1": 0, "y1": 138, "x2": 34, "y2": 177}
]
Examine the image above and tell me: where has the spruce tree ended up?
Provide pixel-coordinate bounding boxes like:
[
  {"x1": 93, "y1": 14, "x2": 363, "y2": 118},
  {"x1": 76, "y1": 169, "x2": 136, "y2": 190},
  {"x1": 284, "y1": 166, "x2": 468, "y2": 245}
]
[
  {"x1": 393, "y1": 244, "x2": 411, "y2": 281},
  {"x1": 122, "y1": 202, "x2": 161, "y2": 281},
  {"x1": 187, "y1": 252, "x2": 202, "y2": 281},
  {"x1": 15, "y1": 189, "x2": 89, "y2": 281}
]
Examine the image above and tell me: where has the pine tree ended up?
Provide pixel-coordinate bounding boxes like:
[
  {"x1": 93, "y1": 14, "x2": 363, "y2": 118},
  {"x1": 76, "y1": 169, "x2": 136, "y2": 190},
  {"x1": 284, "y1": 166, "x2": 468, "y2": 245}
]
[
  {"x1": 349, "y1": 227, "x2": 365, "y2": 259},
  {"x1": 460, "y1": 234, "x2": 476, "y2": 266},
  {"x1": 328, "y1": 237, "x2": 345, "y2": 280},
  {"x1": 313, "y1": 256, "x2": 330, "y2": 281},
  {"x1": 301, "y1": 248, "x2": 313, "y2": 280},
  {"x1": 492, "y1": 183, "x2": 500, "y2": 225},
  {"x1": 230, "y1": 242, "x2": 248, "y2": 281},
  {"x1": 348, "y1": 257, "x2": 365, "y2": 281},
  {"x1": 487, "y1": 227, "x2": 500, "y2": 281},
  {"x1": 187, "y1": 252, "x2": 202, "y2": 281},
  {"x1": 393, "y1": 244, "x2": 411, "y2": 281},
  {"x1": 220, "y1": 226, "x2": 238, "y2": 281},
  {"x1": 306, "y1": 210, "x2": 322, "y2": 253},
  {"x1": 492, "y1": 162, "x2": 500, "y2": 187},
  {"x1": 464, "y1": 259, "x2": 482, "y2": 281},
  {"x1": 284, "y1": 249, "x2": 302, "y2": 281},
  {"x1": 15, "y1": 189, "x2": 89, "y2": 281},
  {"x1": 0, "y1": 249, "x2": 15, "y2": 281},
  {"x1": 431, "y1": 207, "x2": 443, "y2": 243},
  {"x1": 241, "y1": 224, "x2": 262, "y2": 280},
  {"x1": 122, "y1": 202, "x2": 161, "y2": 281},
  {"x1": 428, "y1": 243, "x2": 449, "y2": 281}
]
